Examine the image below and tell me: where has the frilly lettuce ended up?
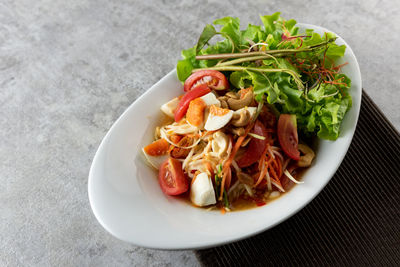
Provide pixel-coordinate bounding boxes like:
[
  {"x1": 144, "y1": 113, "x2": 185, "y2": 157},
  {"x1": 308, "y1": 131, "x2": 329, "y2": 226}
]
[{"x1": 176, "y1": 12, "x2": 352, "y2": 140}]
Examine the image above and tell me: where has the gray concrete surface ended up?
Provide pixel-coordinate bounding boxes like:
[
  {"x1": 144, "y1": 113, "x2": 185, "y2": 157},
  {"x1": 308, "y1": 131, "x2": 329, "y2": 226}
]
[{"x1": 1, "y1": 0, "x2": 399, "y2": 266}]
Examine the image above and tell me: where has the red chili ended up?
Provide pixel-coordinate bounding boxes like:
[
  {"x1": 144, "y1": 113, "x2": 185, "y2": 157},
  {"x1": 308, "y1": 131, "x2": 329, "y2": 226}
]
[{"x1": 254, "y1": 198, "x2": 266, "y2": 206}]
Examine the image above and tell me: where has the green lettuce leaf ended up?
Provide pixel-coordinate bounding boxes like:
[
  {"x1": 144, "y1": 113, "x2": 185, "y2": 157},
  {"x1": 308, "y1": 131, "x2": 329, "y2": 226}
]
[
  {"x1": 176, "y1": 13, "x2": 352, "y2": 140},
  {"x1": 213, "y1": 17, "x2": 241, "y2": 49},
  {"x1": 196, "y1": 24, "x2": 218, "y2": 54},
  {"x1": 176, "y1": 47, "x2": 199, "y2": 82}
]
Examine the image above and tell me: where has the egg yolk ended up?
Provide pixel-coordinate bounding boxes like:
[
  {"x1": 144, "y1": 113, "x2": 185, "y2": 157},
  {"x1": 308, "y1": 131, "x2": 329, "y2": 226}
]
[{"x1": 209, "y1": 105, "x2": 230, "y2": 116}]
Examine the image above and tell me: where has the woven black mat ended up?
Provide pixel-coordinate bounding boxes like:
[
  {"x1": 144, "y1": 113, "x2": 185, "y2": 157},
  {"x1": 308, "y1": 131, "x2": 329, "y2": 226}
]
[{"x1": 195, "y1": 91, "x2": 400, "y2": 266}]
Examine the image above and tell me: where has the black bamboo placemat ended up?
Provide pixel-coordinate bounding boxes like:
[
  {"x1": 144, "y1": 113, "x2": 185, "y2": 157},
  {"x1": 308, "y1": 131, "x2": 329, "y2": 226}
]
[{"x1": 195, "y1": 91, "x2": 400, "y2": 266}]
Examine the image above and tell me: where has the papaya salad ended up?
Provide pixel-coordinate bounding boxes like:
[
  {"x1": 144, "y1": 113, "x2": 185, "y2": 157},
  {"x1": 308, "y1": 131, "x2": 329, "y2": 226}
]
[{"x1": 142, "y1": 13, "x2": 352, "y2": 212}]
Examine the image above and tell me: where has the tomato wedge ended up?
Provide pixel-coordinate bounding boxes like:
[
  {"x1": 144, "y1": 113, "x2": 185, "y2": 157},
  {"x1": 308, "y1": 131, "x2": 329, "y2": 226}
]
[
  {"x1": 174, "y1": 84, "x2": 211, "y2": 122},
  {"x1": 237, "y1": 120, "x2": 269, "y2": 168},
  {"x1": 280, "y1": 165, "x2": 298, "y2": 191},
  {"x1": 277, "y1": 114, "x2": 300, "y2": 160},
  {"x1": 158, "y1": 157, "x2": 189, "y2": 195},
  {"x1": 184, "y1": 70, "x2": 229, "y2": 92}
]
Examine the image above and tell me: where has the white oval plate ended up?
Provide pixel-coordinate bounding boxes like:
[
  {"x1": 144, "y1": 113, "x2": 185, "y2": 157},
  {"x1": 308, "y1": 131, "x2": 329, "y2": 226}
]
[{"x1": 88, "y1": 23, "x2": 361, "y2": 250}]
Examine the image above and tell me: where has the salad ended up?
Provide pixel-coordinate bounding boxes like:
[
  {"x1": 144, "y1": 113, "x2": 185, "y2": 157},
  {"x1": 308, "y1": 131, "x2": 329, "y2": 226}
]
[{"x1": 142, "y1": 13, "x2": 351, "y2": 212}]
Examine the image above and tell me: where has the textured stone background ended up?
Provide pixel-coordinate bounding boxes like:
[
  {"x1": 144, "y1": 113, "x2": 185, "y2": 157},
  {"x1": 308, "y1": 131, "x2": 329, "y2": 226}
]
[{"x1": 1, "y1": 0, "x2": 399, "y2": 266}]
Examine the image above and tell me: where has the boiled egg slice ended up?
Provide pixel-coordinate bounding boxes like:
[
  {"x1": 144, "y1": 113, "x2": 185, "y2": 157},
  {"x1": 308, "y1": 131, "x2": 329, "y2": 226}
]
[
  {"x1": 200, "y1": 92, "x2": 220, "y2": 107},
  {"x1": 160, "y1": 97, "x2": 180, "y2": 118},
  {"x1": 187, "y1": 93, "x2": 221, "y2": 128},
  {"x1": 211, "y1": 131, "x2": 229, "y2": 157},
  {"x1": 204, "y1": 105, "x2": 233, "y2": 131},
  {"x1": 142, "y1": 148, "x2": 168, "y2": 170},
  {"x1": 190, "y1": 172, "x2": 216, "y2": 207}
]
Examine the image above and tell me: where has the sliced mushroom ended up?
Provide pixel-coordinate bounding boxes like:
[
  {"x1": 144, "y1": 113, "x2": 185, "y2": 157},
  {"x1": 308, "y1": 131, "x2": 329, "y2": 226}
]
[
  {"x1": 297, "y1": 144, "x2": 315, "y2": 167},
  {"x1": 237, "y1": 172, "x2": 254, "y2": 187},
  {"x1": 231, "y1": 109, "x2": 251, "y2": 127},
  {"x1": 211, "y1": 131, "x2": 229, "y2": 157},
  {"x1": 231, "y1": 127, "x2": 245, "y2": 136},
  {"x1": 227, "y1": 90, "x2": 253, "y2": 110}
]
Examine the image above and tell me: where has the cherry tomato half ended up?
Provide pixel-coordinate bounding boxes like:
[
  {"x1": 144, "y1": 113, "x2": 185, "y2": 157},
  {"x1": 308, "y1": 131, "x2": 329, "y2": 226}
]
[
  {"x1": 280, "y1": 165, "x2": 298, "y2": 191},
  {"x1": 277, "y1": 114, "x2": 300, "y2": 160},
  {"x1": 158, "y1": 157, "x2": 189, "y2": 195},
  {"x1": 174, "y1": 84, "x2": 211, "y2": 122},
  {"x1": 184, "y1": 70, "x2": 229, "y2": 92},
  {"x1": 237, "y1": 120, "x2": 269, "y2": 168}
]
